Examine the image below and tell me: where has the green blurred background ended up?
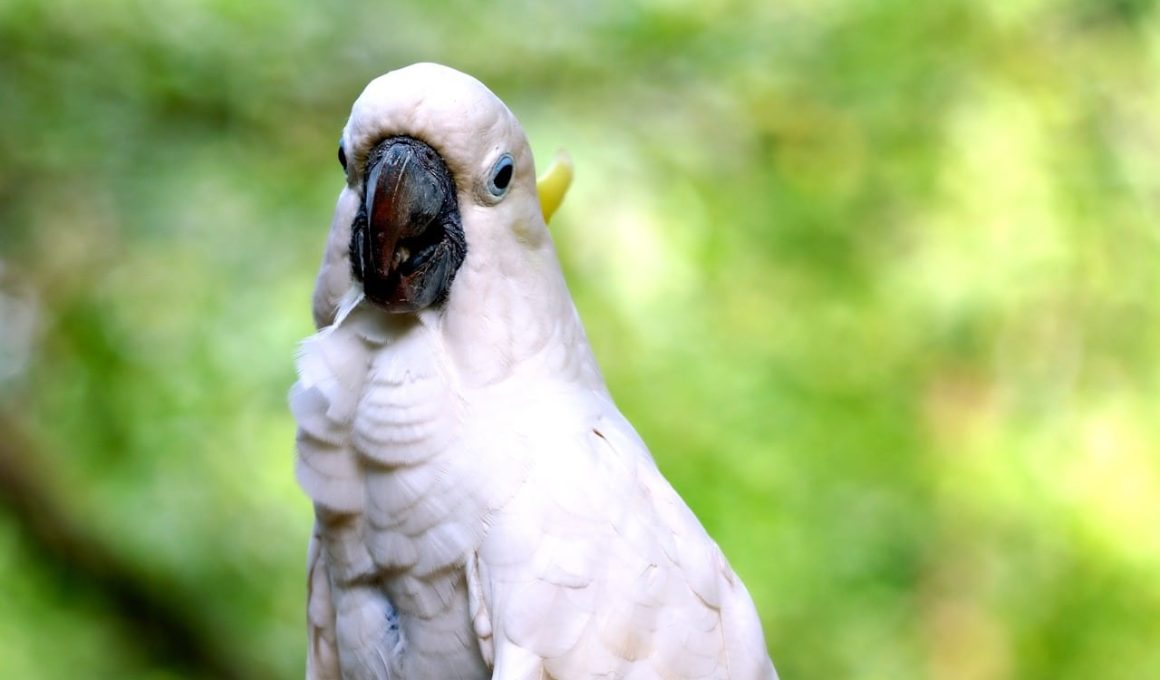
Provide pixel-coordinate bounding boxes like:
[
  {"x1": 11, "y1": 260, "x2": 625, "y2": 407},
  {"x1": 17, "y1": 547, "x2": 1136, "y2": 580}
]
[{"x1": 2, "y1": 0, "x2": 1159, "y2": 678}]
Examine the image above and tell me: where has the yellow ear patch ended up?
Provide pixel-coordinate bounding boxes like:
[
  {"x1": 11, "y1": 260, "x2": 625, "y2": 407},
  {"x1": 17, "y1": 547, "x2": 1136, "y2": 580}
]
[{"x1": 536, "y1": 150, "x2": 573, "y2": 224}]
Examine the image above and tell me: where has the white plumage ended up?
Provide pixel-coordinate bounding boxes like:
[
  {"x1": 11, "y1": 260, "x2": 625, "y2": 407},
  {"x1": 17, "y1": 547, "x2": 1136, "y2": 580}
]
[{"x1": 292, "y1": 62, "x2": 777, "y2": 680}]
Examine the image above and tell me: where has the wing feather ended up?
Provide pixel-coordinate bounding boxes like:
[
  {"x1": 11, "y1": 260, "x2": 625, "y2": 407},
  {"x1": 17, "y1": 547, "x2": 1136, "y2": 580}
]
[{"x1": 481, "y1": 396, "x2": 777, "y2": 679}]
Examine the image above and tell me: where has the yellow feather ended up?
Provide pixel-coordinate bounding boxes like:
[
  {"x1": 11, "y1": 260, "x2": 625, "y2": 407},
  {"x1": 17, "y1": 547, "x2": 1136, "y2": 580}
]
[{"x1": 536, "y1": 150, "x2": 573, "y2": 224}]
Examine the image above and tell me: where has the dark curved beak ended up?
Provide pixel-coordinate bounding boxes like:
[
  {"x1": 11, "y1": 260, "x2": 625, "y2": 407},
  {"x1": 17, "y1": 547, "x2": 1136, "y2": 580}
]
[
  {"x1": 363, "y1": 139, "x2": 448, "y2": 280},
  {"x1": 351, "y1": 136, "x2": 464, "y2": 313}
]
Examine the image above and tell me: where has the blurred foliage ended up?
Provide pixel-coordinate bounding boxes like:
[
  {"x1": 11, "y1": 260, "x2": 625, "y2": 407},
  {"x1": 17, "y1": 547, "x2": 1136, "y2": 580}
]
[{"x1": 2, "y1": 0, "x2": 1159, "y2": 678}]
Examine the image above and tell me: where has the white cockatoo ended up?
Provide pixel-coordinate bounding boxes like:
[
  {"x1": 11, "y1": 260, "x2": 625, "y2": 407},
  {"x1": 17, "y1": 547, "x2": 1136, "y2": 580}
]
[{"x1": 291, "y1": 62, "x2": 777, "y2": 680}]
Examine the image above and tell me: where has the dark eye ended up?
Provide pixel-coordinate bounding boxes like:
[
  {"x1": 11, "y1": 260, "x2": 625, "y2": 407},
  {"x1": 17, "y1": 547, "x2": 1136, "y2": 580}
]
[
  {"x1": 337, "y1": 141, "x2": 347, "y2": 171},
  {"x1": 487, "y1": 154, "x2": 514, "y2": 198}
]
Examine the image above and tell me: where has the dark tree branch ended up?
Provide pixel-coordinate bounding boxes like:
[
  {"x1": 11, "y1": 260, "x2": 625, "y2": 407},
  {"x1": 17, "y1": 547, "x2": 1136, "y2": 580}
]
[{"x1": 0, "y1": 410, "x2": 278, "y2": 680}]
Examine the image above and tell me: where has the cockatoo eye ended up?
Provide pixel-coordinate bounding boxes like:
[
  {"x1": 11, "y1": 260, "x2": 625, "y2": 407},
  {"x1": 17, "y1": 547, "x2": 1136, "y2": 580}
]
[
  {"x1": 338, "y1": 142, "x2": 348, "y2": 171},
  {"x1": 486, "y1": 153, "x2": 514, "y2": 198}
]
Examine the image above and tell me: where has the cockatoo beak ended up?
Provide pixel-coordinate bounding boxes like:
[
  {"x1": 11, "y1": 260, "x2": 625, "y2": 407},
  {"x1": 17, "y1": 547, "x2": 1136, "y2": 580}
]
[{"x1": 351, "y1": 137, "x2": 466, "y2": 313}]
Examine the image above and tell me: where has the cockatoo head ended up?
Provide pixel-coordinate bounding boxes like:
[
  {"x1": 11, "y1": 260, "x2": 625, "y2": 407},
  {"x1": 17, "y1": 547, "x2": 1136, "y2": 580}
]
[{"x1": 336, "y1": 63, "x2": 542, "y2": 314}]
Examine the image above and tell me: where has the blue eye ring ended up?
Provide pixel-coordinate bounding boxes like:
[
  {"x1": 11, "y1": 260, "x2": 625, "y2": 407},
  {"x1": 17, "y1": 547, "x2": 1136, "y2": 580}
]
[{"x1": 487, "y1": 153, "x2": 514, "y2": 198}]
